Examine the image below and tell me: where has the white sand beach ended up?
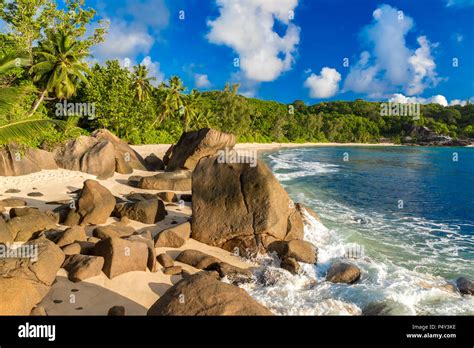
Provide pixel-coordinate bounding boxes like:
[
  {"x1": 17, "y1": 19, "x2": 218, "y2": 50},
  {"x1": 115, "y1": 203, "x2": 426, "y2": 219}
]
[{"x1": 0, "y1": 141, "x2": 401, "y2": 315}]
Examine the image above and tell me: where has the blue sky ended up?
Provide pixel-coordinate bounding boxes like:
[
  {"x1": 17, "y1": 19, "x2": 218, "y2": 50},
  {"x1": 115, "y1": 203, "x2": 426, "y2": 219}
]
[{"x1": 84, "y1": 0, "x2": 474, "y2": 105}]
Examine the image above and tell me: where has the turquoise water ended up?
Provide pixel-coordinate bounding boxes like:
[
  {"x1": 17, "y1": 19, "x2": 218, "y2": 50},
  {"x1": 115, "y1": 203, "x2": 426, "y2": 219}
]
[{"x1": 241, "y1": 146, "x2": 474, "y2": 315}]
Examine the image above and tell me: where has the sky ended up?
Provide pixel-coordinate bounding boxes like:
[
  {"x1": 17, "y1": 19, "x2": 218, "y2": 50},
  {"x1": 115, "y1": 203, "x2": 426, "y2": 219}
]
[{"x1": 82, "y1": 0, "x2": 474, "y2": 105}]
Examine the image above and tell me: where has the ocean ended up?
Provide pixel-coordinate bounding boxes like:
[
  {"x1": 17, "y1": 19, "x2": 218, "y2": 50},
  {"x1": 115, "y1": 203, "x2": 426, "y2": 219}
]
[{"x1": 240, "y1": 146, "x2": 474, "y2": 315}]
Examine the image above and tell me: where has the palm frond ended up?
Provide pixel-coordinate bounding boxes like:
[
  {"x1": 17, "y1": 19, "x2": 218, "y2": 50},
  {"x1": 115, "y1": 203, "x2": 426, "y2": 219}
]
[{"x1": 0, "y1": 119, "x2": 65, "y2": 145}]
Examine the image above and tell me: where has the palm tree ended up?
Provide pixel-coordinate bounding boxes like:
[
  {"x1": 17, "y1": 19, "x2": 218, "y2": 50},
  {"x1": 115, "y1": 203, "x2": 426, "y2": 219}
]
[
  {"x1": 189, "y1": 109, "x2": 217, "y2": 131},
  {"x1": 28, "y1": 29, "x2": 91, "y2": 116},
  {"x1": 132, "y1": 64, "x2": 155, "y2": 102},
  {"x1": 152, "y1": 76, "x2": 186, "y2": 127},
  {"x1": 0, "y1": 53, "x2": 63, "y2": 144},
  {"x1": 183, "y1": 89, "x2": 201, "y2": 132}
]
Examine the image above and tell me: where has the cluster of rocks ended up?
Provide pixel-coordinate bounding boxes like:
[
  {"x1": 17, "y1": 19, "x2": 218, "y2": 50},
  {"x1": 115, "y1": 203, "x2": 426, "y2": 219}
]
[
  {"x1": 1, "y1": 127, "x2": 472, "y2": 316},
  {"x1": 0, "y1": 129, "x2": 163, "y2": 178},
  {"x1": 0, "y1": 176, "x2": 196, "y2": 315},
  {"x1": 402, "y1": 125, "x2": 471, "y2": 146}
]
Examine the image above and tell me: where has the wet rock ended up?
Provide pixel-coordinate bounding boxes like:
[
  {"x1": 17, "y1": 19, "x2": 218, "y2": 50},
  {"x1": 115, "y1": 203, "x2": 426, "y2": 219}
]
[
  {"x1": 456, "y1": 277, "x2": 474, "y2": 295},
  {"x1": 284, "y1": 240, "x2": 317, "y2": 264},
  {"x1": 295, "y1": 203, "x2": 321, "y2": 223},
  {"x1": 326, "y1": 261, "x2": 361, "y2": 284},
  {"x1": 280, "y1": 257, "x2": 300, "y2": 275}
]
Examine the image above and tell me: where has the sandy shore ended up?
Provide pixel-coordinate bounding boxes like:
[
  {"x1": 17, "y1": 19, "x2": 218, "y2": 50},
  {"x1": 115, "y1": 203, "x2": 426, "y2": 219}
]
[
  {"x1": 0, "y1": 141, "x2": 400, "y2": 315},
  {"x1": 133, "y1": 142, "x2": 400, "y2": 159},
  {"x1": 0, "y1": 166, "x2": 252, "y2": 315}
]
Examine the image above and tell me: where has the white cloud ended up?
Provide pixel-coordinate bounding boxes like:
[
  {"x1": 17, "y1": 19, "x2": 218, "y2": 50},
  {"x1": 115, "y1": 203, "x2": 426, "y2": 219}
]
[
  {"x1": 141, "y1": 56, "x2": 165, "y2": 86},
  {"x1": 389, "y1": 93, "x2": 448, "y2": 106},
  {"x1": 453, "y1": 33, "x2": 464, "y2": 43},
  {"x1": 446, "y1": 0, "x2": 474, "y2": 7},
  {"x1": 94, "y1": 19, "x2": 154, "y2": 60},
  {"x1": 207, "y1": 0, "x2": 300, "y2": 82},
  {"x1": 194, "y1": 73, "x2": 211, "y2": 88},
  {"x1": 344, "y1": 5, "x2": 441, "y2": 98},
  {"x1": 120, "y1": 0, "x2": 169, "y2": 34},
  {"x1": 407, "y1": 36, "x2": 440, "y2": 95},
  {"x1": 304, "y1": 67, "x2": 341, "y2": 98},
  {"x1": 449, "y1": 98, "x2": 474, "y2": 106},
  {"x1": 93, "y1": 0, "x2": 169, "y2": 62}
]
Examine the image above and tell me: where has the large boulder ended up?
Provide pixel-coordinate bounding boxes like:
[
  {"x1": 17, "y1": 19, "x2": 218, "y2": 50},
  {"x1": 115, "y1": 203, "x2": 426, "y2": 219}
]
[
  {"x1": 0, "y1": 239, "x2": 65, "y2": 315},
  {"x1": 113, "y1": 199, "x2": 166, "y2": 224},
  {"x1": 154, "y1": 222, "x2": 191, "y2": 248},
  {"x1": 92, "y1": 237, "x2": 148, "y2": 279},
  {"x1": 0, "y1": 218, "x2": 14, "y2": 243},
  {"x1": 54, "y1": 136, "x2": 115, "y2": 179},
  {"x1": 0, "y1": 144, "x2": 57, "y2": 176},
  {"x1": 165, "y1": 128, "x2": 236, "y2": 172},
  {"x1": 191, "y1": 156, "x2": 304, "y2": 255},
  {"x1": 63, "y1": 254, "x2": 104, "y2": 282},
  {"x1": 147, "y1": 273, "x2": 272, "y2": 315},
  {"x1": 144, "y1": 153, "x2": 165, "y2": 171},
  {"x1": 283, "y1": 240, "x2": 317, "y2": 264},
  {"x1": 295, "y1": 203, "x2": 321, "y2": 223},
  {"x1": 456, "y1": 277, "x2": 473, "y2": 295},
  {"x1": 7, "y1": 211, "x2": 58, "y2": 242},
  {"x1": 138, "y1": 170, "x2": 192, "y2": 191},
  {"x1": 326, "y1": 261, "x2": 361, "y2": 284},
  {"x1": 92, "y1": 129, "x2": 147, "y2": 172},
  {"x1": 70, "y1": 180, "x2": 115, "y2": 225}
]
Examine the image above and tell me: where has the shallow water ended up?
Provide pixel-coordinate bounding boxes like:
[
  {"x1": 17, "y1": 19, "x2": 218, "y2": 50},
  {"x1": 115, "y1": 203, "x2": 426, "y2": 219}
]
[{"x1": 241, "y1": 146, "x2": 474, "y2": 315}]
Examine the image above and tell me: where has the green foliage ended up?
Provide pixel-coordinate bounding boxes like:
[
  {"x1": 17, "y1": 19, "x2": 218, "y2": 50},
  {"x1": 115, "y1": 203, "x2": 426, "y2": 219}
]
[
  {"x1": 30, "y1": 28, "x2": 91, "y2": 100},
  {"x1": 1, "y1": 0, "x2": 473, "y2": 149}
]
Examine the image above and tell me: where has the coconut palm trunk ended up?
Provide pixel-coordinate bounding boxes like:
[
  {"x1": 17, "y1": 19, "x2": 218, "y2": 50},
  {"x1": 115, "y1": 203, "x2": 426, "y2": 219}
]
[{"x1": 27, "y1": 89, "x2": 47, "y2": 117}]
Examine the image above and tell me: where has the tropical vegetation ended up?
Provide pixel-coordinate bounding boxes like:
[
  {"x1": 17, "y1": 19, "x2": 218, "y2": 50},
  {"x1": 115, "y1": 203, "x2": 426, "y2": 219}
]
[{"x1": 0, "y1": 0, "x2": 473, "y2": 147}]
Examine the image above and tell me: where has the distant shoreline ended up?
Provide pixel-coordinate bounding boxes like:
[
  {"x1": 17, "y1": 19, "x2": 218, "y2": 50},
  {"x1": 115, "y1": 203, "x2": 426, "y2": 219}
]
[{"x1": 132, "y1": 142, "x2": 401, "y2": 159}]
